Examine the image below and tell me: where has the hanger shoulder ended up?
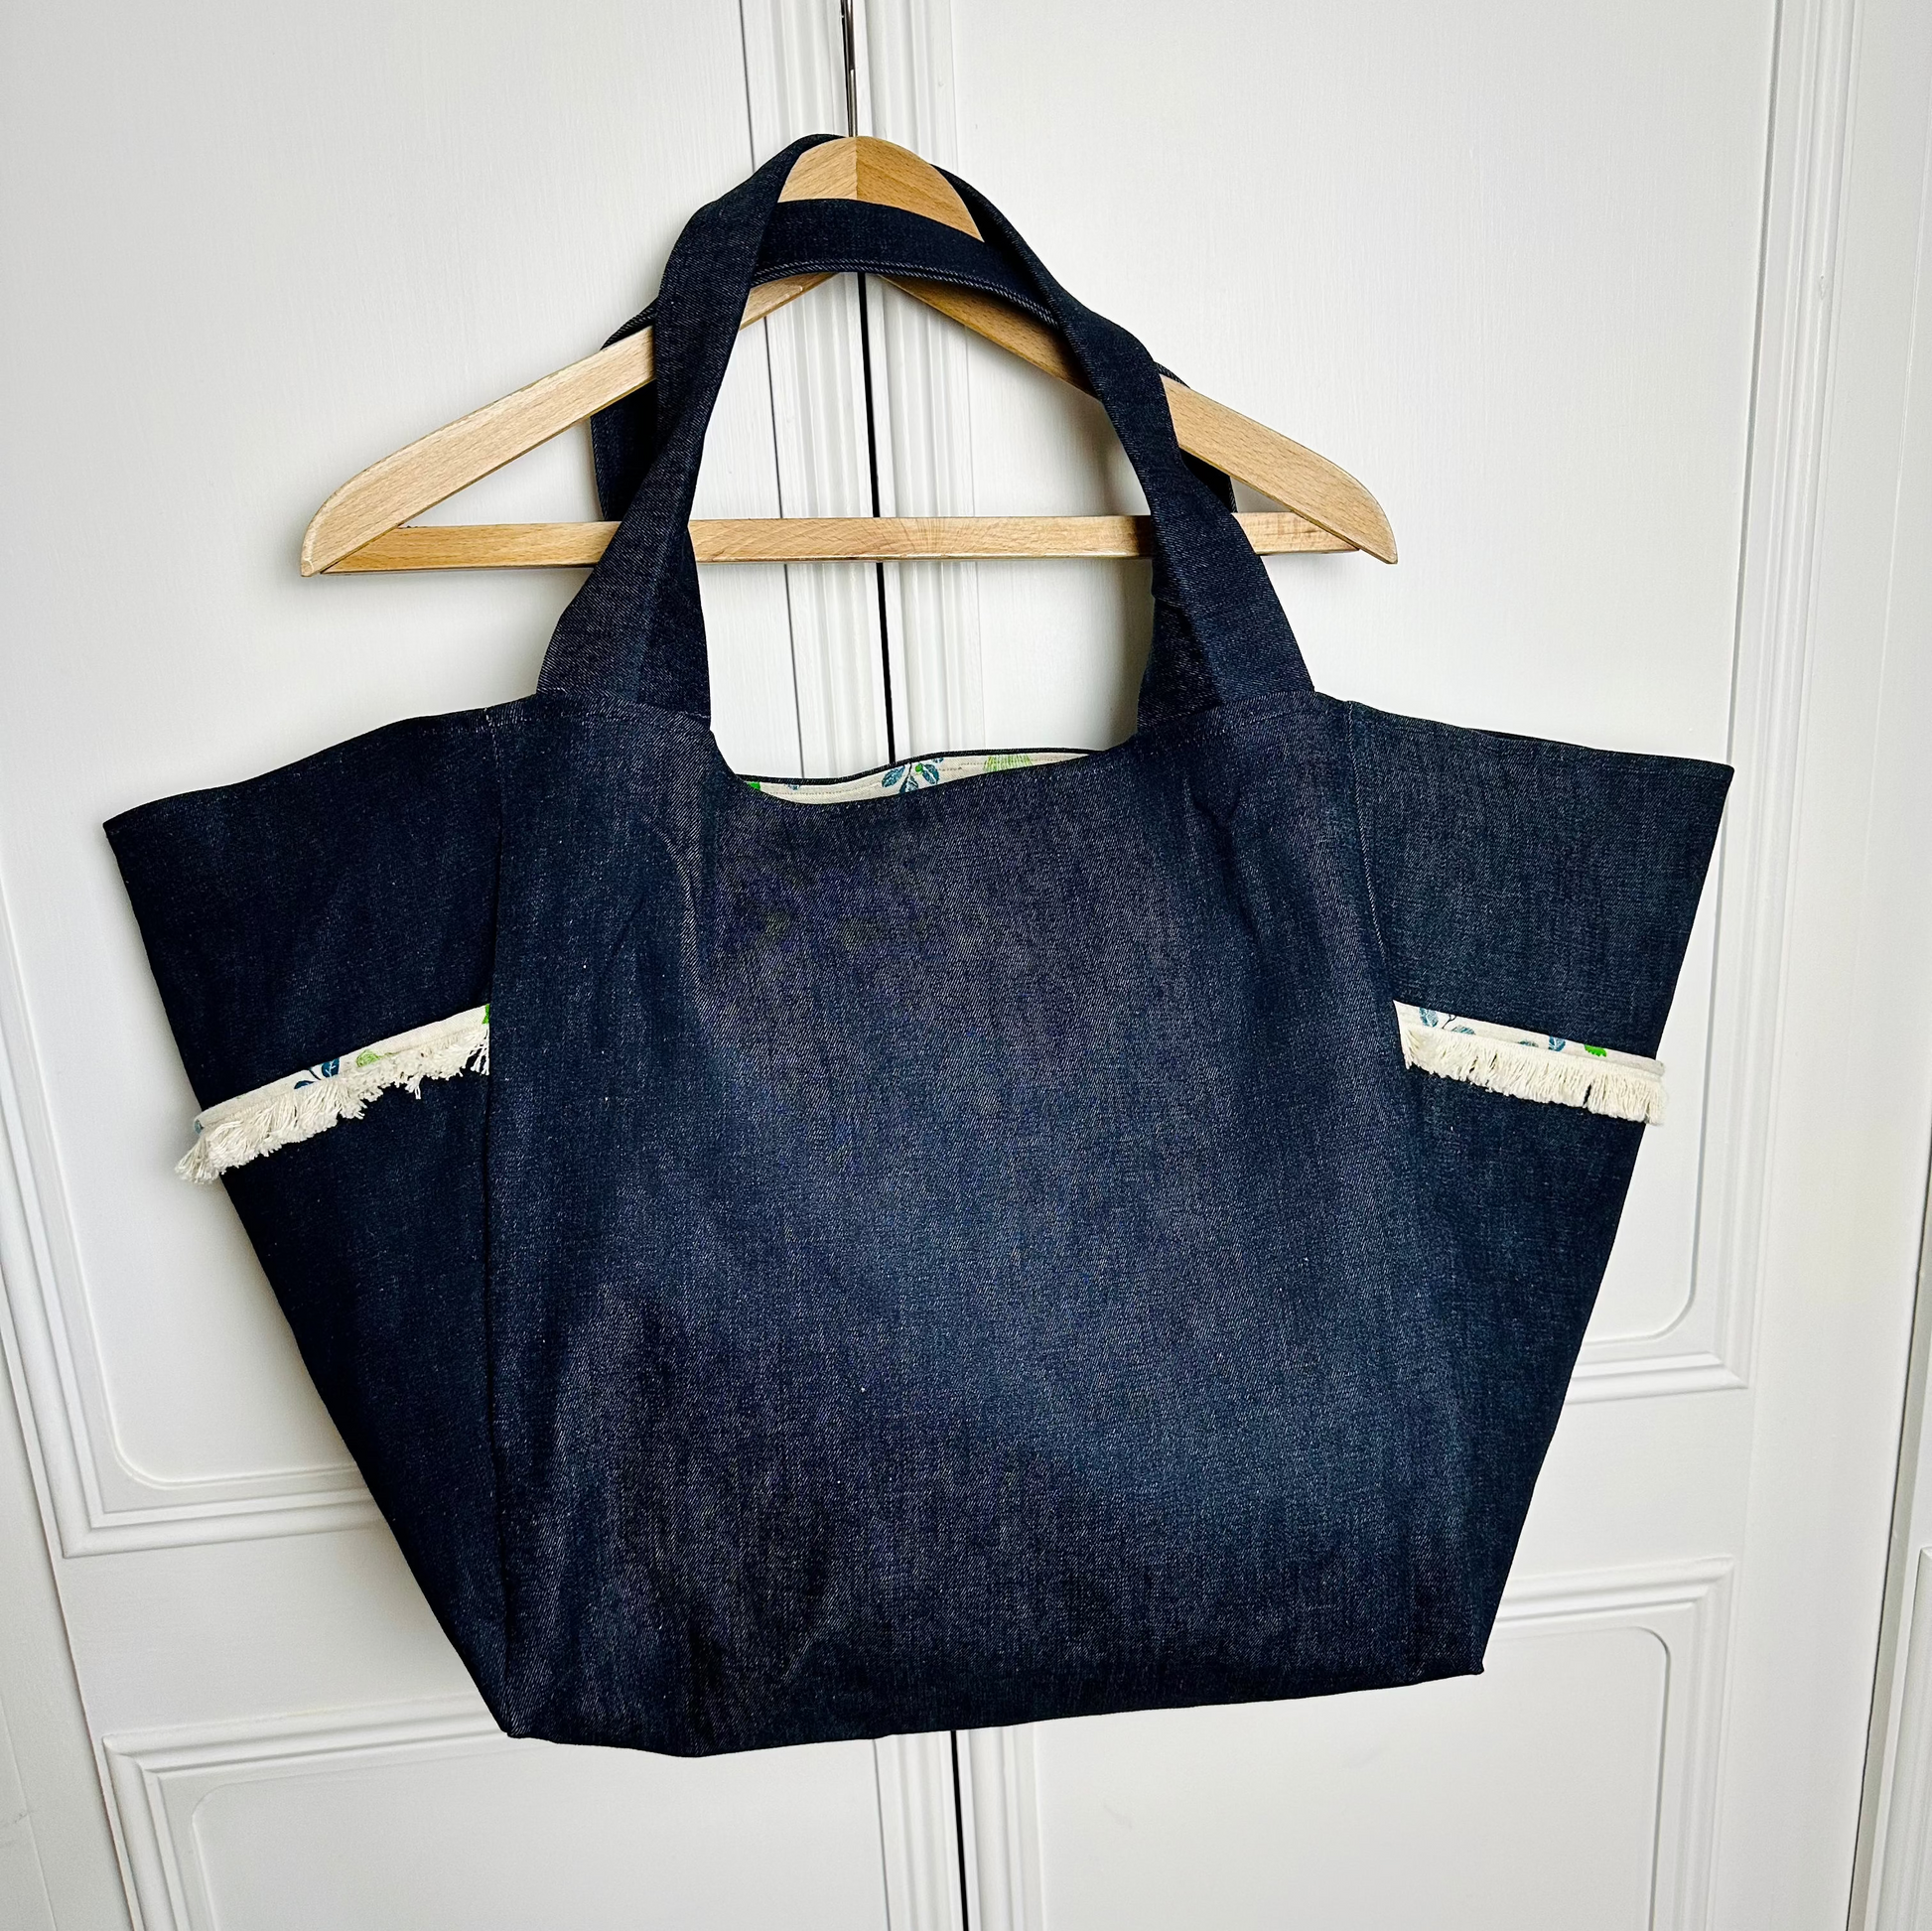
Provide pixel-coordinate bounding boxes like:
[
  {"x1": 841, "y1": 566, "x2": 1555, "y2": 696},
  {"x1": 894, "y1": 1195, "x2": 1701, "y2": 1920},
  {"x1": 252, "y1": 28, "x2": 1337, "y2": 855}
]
[
  {"x1": 324, "y1": 511, "x2": 1350, "y2": 570},
  {"x1": 299, "y1": 272, "x2": 831, "y2": 575},
  {"x1": 1163, "y1": 383, "x2": 1396, "y2": 565},
  {"x1": 780, "y1": 135, "x2": 982, "y2": 238},
  {"x1": 301, "y1": 335, "x2": 644, "y2": 577},
  {"x1": 886, "y1": 277, "x2": 1396, "y2": 564},
  {"x1": 303, "y1": 136, "x2": 1396, "y2": 573}
]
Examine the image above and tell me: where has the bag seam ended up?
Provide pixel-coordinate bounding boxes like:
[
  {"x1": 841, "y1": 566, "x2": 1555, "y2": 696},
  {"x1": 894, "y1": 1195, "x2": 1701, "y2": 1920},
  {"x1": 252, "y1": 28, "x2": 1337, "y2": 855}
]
[
  {"x1": 479, "y1": 706, "x2": 518, "y2": 1728},
  {"x1": 1345, "y1": 703, "x2": 1393, "y2": 979}
]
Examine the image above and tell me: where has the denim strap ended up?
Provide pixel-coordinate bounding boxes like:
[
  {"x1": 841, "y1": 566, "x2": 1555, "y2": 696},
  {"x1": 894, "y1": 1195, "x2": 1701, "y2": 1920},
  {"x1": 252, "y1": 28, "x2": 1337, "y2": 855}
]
[
  {"x1": 586, "y1": 198, "x2": 1055, "y2": 532},
  {"x1": 539, "y1": 137, "x2": 1312, "y2": 716}
]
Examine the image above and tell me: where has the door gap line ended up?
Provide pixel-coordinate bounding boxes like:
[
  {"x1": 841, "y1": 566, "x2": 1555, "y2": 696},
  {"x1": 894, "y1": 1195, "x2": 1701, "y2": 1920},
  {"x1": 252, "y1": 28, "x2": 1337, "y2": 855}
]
[{"x1": 840, "y1": 0, "x2": 897, "y2": 766}]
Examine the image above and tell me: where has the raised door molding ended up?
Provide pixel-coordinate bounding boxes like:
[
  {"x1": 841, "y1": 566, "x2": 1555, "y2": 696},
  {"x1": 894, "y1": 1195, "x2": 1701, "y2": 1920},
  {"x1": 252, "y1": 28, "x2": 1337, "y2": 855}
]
[
  {"x1": 97, "y1": 1561, "x2": 1731, "y2": 1931},
  {"x1": 876, "y1": 1731, "x2": 968, "y2": 1931},
  {"x1": 102, "y1": 1702, "x2": 958, "y2": 1931},
  {"x1": 742, "y1": 0, "x2": 896, "y2": 780},
  {"x1": 0, "y1": 0, "x2": 1861, "y2": 1562},
  {"x1": 1568, "y1": 0, "x2": 1861, "y2": 1405},
  {"x1": 853, "y1": 0, "x2": 989, "y2": 759},
  {"x1": 957, "y1": 1723, "x2": 1042, "y2": 1931},
  {"x1": 0, "y1": 897, "x2": 379, "y2": 1556},
  {"x1": 0, "y1": 0, "x2": 880, "y2": 1560},
  {"x1": 962, "y1": 1557, "x2": 1733, "y2": 1931},
  {"x1": 102, "y1": 1701, "x2": 498, "y2": 1931},
  {"x1": 1870, "y1": 1551, "x2": 1932, "y2": 1928},
  {"x1": 846, "y1": 0, "x2": 1854, "y2": 1406}
]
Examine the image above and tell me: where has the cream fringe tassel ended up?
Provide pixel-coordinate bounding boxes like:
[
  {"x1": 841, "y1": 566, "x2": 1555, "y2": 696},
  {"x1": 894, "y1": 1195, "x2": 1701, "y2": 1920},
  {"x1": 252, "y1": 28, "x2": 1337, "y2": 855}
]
[
  {"x1": 175, "y1": 994, "x2": 1662, "y2": 1186},
  {"x1": 177, "y1": 1017, "x2": 490, "y2": 1184},
  {"x1": 1398, "y1": 1017, "x2": 1665, "y2": 1124}
]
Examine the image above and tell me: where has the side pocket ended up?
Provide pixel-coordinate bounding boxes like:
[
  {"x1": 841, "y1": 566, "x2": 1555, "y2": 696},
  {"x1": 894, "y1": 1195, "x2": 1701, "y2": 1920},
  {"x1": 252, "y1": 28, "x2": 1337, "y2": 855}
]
[
  {"x1": 1344, "y1": 700, "x2": 1730, "y2": 1625},
  {"x1": 107, "y1": 706, "x2": 513, "y2": 1720}
]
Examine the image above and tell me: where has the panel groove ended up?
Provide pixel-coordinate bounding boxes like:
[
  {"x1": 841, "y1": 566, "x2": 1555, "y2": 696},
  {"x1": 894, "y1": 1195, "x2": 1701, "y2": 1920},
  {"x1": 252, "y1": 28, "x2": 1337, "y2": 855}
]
[
  {"x1": 743, "y1": 0, "x2": 893, "y2": 777},
  {"x1": 0, "y1": 0, "x2": 911, "y2": 1556},
  {"x1": 0, "y1": 877, "x2": 377, "y2": 1557},
  {"x1": 963, "y1": 1558, "x2": 1733, "y2": 1931},
  {"x1": 1534, "y1": 0, "x2": 1856, "y2": 1403},
  {"x1": 856, "y1": 0, "x2": 988, "y2": 759},
  {"x1": 0, "y1": 0, "x2": 1859, "y2": 1572},
  {"x1": 102, "y1": 1699, "x2": 962, "y2": 1931},
  {"x1": 1871, "y1": 1550, "x2": 1932, "y2": 1926}
]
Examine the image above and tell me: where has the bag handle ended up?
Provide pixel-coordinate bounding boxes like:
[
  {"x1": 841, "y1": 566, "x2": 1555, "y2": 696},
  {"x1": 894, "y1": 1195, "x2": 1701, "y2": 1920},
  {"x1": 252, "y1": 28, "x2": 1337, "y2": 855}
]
[
  {"x1": 538, "y1": 137, "x2": 1312, "y2": 720},
  {"x1": 588, "y1": 196, "x2": 1061, "y2": 529},
  {"x1": 588, "y1": 195, "x2": 1241, "y2": 726}
]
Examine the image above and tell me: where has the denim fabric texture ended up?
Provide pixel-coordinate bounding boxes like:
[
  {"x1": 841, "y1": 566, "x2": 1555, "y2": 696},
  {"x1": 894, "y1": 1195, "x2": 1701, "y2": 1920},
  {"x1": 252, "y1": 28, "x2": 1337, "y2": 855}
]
[{"x1": 105, "y1": 137, "x2": 1731, "y2": 1756}]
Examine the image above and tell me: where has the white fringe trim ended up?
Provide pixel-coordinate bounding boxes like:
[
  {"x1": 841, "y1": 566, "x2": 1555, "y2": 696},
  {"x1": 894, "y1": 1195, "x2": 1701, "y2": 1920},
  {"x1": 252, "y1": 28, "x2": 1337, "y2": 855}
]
[
  {"x1": 174, "y1": 992, "x2": 1662, "y2": 1185},
  {"x1": 178, "y1": 1008, "x2": 490, "y2": 1184},
  {"x1": 1396, "y1": 1007, "x2": 1665, "y2": 1124}
]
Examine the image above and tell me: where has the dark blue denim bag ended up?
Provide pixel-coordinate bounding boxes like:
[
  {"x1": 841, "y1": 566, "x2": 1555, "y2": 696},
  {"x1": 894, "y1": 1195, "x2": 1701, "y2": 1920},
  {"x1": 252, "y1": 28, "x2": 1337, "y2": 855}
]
[{"x1": 106, "y1": 138, "x2": 1730, "y2": 1756}]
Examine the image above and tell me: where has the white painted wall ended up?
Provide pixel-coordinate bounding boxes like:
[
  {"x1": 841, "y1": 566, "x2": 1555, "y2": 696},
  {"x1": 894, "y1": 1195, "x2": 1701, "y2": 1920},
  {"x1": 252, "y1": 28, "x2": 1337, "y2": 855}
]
[{"x1": 2, "y1": 1, "x2": 1930, "y2": 1926}]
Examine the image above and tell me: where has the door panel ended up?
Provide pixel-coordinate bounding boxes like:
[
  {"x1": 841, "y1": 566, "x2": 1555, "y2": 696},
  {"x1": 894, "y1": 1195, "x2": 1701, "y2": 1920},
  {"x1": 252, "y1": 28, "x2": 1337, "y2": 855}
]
[
  {"x1": 886, "y1": 0, "x2": 1932, "y2": 1923},
  {"x1": 938, "y1": 0, "x2": 1766, "y2": 1392},
  {"x1": 5, "y1": 0, "x2": 1930, "y2": 1926},
  {"x1": 1032, "y1": 1625, "x2": 1670, "y2": 1931},
  {"x1": 0, "y1": 0, "x2": 799, "y2": 1538},
  {"x1": 0, "y1": 3, "x2": 947, "y2": 1926},
  {"x1": 108, "y1": 1715, "x2": 887, "y2": 1931}
]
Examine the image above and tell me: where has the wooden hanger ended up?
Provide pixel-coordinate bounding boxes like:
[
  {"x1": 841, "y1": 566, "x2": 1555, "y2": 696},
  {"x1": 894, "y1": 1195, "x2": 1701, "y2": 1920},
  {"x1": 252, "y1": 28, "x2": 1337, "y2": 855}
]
[{"x1": 301, "y1": 138, "x2": 1396, "y2": 575}]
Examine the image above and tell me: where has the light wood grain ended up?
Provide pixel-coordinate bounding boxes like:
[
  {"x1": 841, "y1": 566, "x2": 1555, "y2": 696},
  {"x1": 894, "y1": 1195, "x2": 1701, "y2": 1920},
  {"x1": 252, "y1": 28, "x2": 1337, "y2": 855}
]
[
  {"x1": 301, "y1": 134, "x2": 1395, "y2": 573},
  {"x1": 298, "y1": 273, "x2": 830, "y2": 574},
  {"x1": 885, "y1": 279, "x2": 1398, "y2": 562},
  {"x1": 779, "y1": 135, "x2": 982, "y2": 237},
  {"x1": 324, "y1": 511, "x2": 1349, "y2": 570}
]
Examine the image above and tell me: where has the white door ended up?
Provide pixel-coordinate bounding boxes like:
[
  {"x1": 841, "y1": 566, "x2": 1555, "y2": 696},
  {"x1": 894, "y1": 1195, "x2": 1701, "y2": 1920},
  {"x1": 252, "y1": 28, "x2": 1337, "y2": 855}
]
[
  {"x1": 905, "y1": 2, "x2": 1932, "y2": 1925},
  {"x1": 5, "y1": 3, "x2": 1932, "y2": 1929},
  {"x1": 0, "y1": 4, "x2": 957, "y2": 1927}
]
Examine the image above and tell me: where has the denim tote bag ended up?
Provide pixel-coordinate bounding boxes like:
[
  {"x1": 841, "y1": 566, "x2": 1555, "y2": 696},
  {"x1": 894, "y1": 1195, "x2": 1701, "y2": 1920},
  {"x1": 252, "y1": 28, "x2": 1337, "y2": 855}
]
[{"x1": 106, "y1": 136, "x2": 1731, "y2": 1757}]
